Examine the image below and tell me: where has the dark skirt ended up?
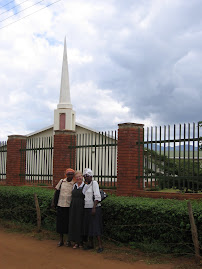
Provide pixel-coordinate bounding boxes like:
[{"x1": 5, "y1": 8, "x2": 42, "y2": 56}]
[
  {"x1": 68, "y1": 188, "x2": 85, "y2": 243},
  {"x1": 56, "y1": 207, "x2": 70, "y2": 234},
  {"x1": 83, "y1": 207, "x2": 103, "y2": 237}
]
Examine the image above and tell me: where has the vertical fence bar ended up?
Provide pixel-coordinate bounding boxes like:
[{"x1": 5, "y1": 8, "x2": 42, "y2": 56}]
[
  {"x1": 85, "y1": 134, "x2": 87, "y2": 169},
  {"x1": 72, "y1": 135, "x2": 75, "y2": 171},
  {"x1": 114, "y1": 131, "x2": 117, "y2": 187},
  {"x1": 34, "y1": 138, "x2": 37, "y2": 183},
  {"x1": 91, "y1": 132, "x2": 93, "y2": 171},
  {"x1": 163, "y1": 125, "x2": 166, "y2": 189},
  {"x1": 150, "y1": 127, "x2": 153, "y2": 188},
  {"x1": 178, "y1": 124, "x2": 181, "y2": 189},
  {"x1": 25, "y1": 139, "x2": 28, "y2": 182},
  {"x1": 107, "y1": 131, "x2": 110, "y2": 187},
  {"x1": 104, "y1": 132, "x2": 107, "y2": 186},
  {"x1": 188, "y1": 123, "x2": 190, "y2": 190},
  {"x1": 19, "y1": 140, "x2": 22, "y2": 182},
  {"x1": 41, "y1": 137, "x2": 44, "y2": 183},
  {"x1": 173, "y1": 124, "x2": 176, "y2": 188},
  {"x1": 193, "y1": 123, "x2": 195, "y2": 191},
  {"x1": 0, "y1": 142, "x2": 1, "y2": 180},
  {"x1": 138, "y1": 128, "x2": 140, "y2": 188},
  {"x1": 155, "y1": 126, "x2": 157, "y2": 187},
  {"x1": 142, "y1": 127, "x2": 145, "y2": 189},
  {"x1": 70, "y1": 135, "x2": 72, "y2": 168},
  {"x1": 146, "y1": 127, "x2": 149, "y2": 188},
  {"x1": 29, "y1": 138, "x2": 34, "y2": 182},
  {"x1": 29, "y1": 138, "x2": 32, "y2": 183},
  {"x1": 45, "y1": 137, "x2": 48, "y2": 183},
  {"x1": 159, "y1": 126, "x2": 162, "y2": 188},
  {"x1": 38, "y1": 138, "x2": 40, "y2": 183},
  {"x1": 100, "y1": 132, "x2": 103, "y2": 186},
  {"x1": 81, "y1": 134, "x2": 84, "y2": 172},
  {"x1": 46, "y1": 137, "x2": 49, "y2": 183},
  {"x1": 97, "y1": 132, "x2": 100, "y2": 183},
  {"x1": 87, "y1": 133, "x2": 90, "y2": 169},
  {"x1": 197, "y1": 123, "x2": 200, "y2": 190},
  {"x1": 51, "y1": 136, "x2": 53, "y2": 183},
  {"x1": 168, "y1": 125, "x2": 170, "y2": 189},
  {"x1": 94, "y1": 133, "x2": 97, "y2": 178},
  {"x1": 183, "y1": 124, "x2": 186, "y2": 189},
  {"x1": 78, "y1": 134, "x2": 81, "y2": 171},
  {"x1": 110, "y1": 131, "x2": 113, "y2": 187}
]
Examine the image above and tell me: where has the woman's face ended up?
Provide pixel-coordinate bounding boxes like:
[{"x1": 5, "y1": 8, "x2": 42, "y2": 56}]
[
  {"x1": 66, "y1": 172, "x2": 74, "y2": 182},
  {"x1": 84, "y1": 174, "x2": 92, "y2": 184},
  {"x1": 75, "y1": 173, "x2": 83, "y2": 184}
]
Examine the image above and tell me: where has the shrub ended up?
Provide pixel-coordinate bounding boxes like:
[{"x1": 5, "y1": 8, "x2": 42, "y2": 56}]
[
  {"x1": 102, "y1": 195, "x2": 202, "y2": 254},
  {"x1": 0, "y1": 186, "x2": 56, "y2": 231},
  {"x1": 1, "y1": 186, "x2": 202, "y2": 254}
]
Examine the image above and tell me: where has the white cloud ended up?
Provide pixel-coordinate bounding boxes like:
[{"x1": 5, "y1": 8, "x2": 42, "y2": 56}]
[{"x1": 0, "y1": 0, "x2": 202, "y2": 140}]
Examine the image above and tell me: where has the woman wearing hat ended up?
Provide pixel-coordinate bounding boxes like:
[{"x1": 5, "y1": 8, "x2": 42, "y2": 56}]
[
  {"x1": 55, "y1": 168, "x2": 75, "y2": 247},
  {"x1": 82, "y1": 168, "x2": 103, "y2": 253}
]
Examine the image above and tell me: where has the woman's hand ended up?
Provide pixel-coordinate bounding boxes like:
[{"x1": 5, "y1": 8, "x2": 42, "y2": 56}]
[{"x1": 92, "y1": 207, "x2": 96, "y2": 216}]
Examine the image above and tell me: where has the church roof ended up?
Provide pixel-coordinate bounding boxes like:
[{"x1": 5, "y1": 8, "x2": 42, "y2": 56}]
[{"x1": 26, "y1": 122, "x2": 102, "y2": 137}]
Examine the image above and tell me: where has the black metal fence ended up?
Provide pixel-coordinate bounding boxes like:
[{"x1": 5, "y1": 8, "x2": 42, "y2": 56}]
[
  {"x1": 138, "y1": 122, "x2": 202, "y2": 191},
  {"x1": 20, "y1": 136, "x2": 53, "y2": 184},
  {"x1": 0, "y1": 141, "x2": 7, "y2": 181},
  {"x1": 69, "y1": 131, "x2": 117, "y2": 187}
]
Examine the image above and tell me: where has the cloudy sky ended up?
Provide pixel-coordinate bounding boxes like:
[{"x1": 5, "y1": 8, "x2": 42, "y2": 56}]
[{"x1": 0, "y1": 0, "x2": 202, "y2": 140}]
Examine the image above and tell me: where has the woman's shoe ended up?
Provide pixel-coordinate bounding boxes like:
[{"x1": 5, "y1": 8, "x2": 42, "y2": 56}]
[
  {"x1": 73, "y1": 244, "x2": 79, "y2": 249},
  {"x1": 97, "y1": 247, "x2": 103, "y2": 253},
  {"x1": 57, "y1": 241, "x2": 64, "y2": 247},
  {"x1": 65, "y1": 241, "x2": 72, "y2": 247}
]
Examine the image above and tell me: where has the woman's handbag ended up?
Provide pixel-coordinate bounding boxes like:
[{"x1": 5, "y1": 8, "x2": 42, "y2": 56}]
[
  {"x1": 99, "y1": 189, "x2": 108, "y2": 201},
  {"x1": 52, "y1": 180, "x2": 63, "y2": 208},
  {"x1": 92, "y1": 181, "x2": 108, "y2": 202}
]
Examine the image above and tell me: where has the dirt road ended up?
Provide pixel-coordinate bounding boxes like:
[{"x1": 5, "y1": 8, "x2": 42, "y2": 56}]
[{"x1": 0, "y1": 229, "x2": 176, "y2": 269}]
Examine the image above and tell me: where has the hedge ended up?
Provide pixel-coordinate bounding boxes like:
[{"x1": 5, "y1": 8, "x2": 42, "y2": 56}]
[
  {"x1": 0, "y1": 186, "x2": 202, "y2": 254},
  {"x1": 0, "y1": 186, "x2": 55, "y2": 231},
  {"x1": 102, "y1": 195, "x2": 202, "y2": 253}
]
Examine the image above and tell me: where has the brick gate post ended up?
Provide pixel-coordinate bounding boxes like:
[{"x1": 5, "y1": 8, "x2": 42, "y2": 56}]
[
  {"x1": 53, "y1": 130, "x2": 76, "y2": 187},
  {"x1": 6, "y1": 135, "x2": 27, "y2": 185},
  {"x1": 117, "y1": 123, "x2": 144, "y2": 196}
]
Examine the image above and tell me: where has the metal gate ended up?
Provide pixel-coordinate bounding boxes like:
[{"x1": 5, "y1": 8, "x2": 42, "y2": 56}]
[
  {"x1": 69, "y1": 131, "x2": 117, "y2": 187},
  {"x1": 137, "y1": 122, "x2": 202, "y2": 191}
]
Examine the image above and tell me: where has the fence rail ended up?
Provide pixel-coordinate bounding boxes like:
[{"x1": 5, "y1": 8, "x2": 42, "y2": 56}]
[
  {"x1": 0, "y1": 141, "x2": 7, "y2": 181},
  {"x1": 138, "y1": 122, "x2": 202, "y2": 191},
  {"x1": 20, "y1": 136, "x2": 53, "y2": 184},
  {"x1": 69, "y1": 131, "x2": 117, "y2": 187}
]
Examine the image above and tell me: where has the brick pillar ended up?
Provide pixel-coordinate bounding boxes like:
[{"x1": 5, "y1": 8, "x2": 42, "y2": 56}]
[
  {"x1": 6, "y1": 135, "x2": 27, "y2": 186},
  {"x1": 117, "y1": 123, "x2": 144, "y2": 196},
  {"x1": 53, "y1": 130, "x2": 76, "y2": 187}
]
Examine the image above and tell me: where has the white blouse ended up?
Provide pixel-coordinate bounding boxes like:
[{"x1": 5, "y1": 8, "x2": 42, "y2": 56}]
[{"x1": 83, "y1": 180, "x2": 101, "y2": 208}]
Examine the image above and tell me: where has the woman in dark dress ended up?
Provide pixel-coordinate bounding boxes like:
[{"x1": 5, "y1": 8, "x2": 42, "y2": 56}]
[{"x1": 68, "y1": 171, "x2": 85, "y2": 248}]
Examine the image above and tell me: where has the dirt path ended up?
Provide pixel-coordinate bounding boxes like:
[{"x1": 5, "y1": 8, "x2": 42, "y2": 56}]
[{"x1": 0, "y1": 229, "x2": 176, "y2": 269}]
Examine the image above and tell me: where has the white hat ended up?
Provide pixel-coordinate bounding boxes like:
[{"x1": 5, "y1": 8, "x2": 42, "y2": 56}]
[{"x1": 83, "y1": 168, "x2": 93, "y2": 177}]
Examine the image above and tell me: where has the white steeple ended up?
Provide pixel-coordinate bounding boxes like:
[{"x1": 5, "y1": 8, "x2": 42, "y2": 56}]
[
  {"x1": 57, "y1": 37, "x2": 72, "y2": 109},
  {"x1": 54, "y1": 37, "x2": 76, "y2": 131}
]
